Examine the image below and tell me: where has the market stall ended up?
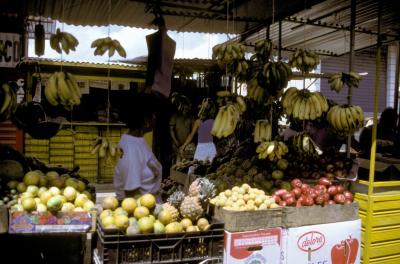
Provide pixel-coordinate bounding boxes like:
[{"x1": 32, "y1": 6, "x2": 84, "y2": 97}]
[{"x1": 0, "y1": 0, "x2": 399, "y2": 264}]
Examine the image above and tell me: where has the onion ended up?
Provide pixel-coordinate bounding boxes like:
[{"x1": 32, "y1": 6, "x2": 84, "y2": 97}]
[
  {"x1": 343, "y1": 191, "x2": 354, "y2": 201},
  {"x1": 279, "y1": 201, "x2": 287, "y2": 207},
  {"x1": 303, "y1": 196, "x2": 314, "y2": 206},
  {"x1": 318, "y1": 177, "x2": 332, "y2": 187},
  {"x1": 301, "y1": 184, "x2": 311, "y2": 194},
  {"x1": 296, "y1": 200, "x2": 302, "y2": 208},
  {"x1": 314, "y1": 184, "x2": 327, "y2": 193},
  {"x1": 334, "y1": 194, "x2": 346, "y2": 204},
  {"x1": 327, "y1": 186, "x2": 338, "y2": 197},
  {"x1": 308, "y1": 189, "x2": 317, "y2": 199},
  {"x1": 285, "y1": 197, "x2": 296, "y2": 206},
  {"x1": 327, "y1": 200, "x2": 336, "y2": 205},
  {"x1": 291, "y1": 187, "x2": 302, "y2": 199},
  {"x1": 274, "y1": 189, "x2": 288, "y2": 197},
  {"x1": 336, "y1": 185, "x2": 344, "y2": 194},
  {"x1": 322, "y1": 193, "x2": 330, "y2": 202},
  {"x1": 344, "y1": 199, "x2": 352, "y2": 205},
  {"x1": 272, "y1": 195, "x2": 281, "y2": 204},
  {"x1": 291, "y1": 179, "x2": 303, "y2": 189},
  {"x1": 315, "y1": 195, "x2": 325, "y2": 205},
  {"x1": 282, "y1": 192, "x2": 295, "y2": 201}
]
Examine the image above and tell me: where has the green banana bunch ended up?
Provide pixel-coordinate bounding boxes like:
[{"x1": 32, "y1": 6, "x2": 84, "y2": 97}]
[
  {"x1": 246, "y1": 78, "x2": 265, "y2": 103},
  {"x1": 50, "y1": 28, "x2": 79, "y2": 54},
  {"x1": 91, "y1": 137, "x2": 123, "y2": 166},
  {"x1": 91, "y1": 37, "x2": 127, "y2": 57},
  {"x1": 263, "y1": 61, "x2": 292, "y2": 93},
  {"x1": 281, "y1": 87, "x2": 329, "y2": 120},
  {"x1": 211, "y1": 104, "x2": 241, "y2": 139},
  {"x1": 256, "y1": 140, "x2": 288, "y2": 161},
  {"x1": 328, "y1": 71, "x2": 362, "y2": 93},
  {"x1": 212, "y1": 43, "x2": 248, "y2": 77},
  {"x1": 250, "y1": 39, "x2": 273, "y2": 62},
  {"x1": 253, "y1": 120, "x2": 272, "y2": 143},
  {"x1": 292, "y1": 132, "x2": 319, "y2": 157},
  {"x1": 0, "y1": 83, "x2": 18, "y2": 122},
  {"x1": 44, "y1": 71, "x2": 82, "y2": 110},
  {"x1": 235, "y1": 96, "x2": 247, "y2": 112},
  {"x1": 327, "y1": 104, "x2": 364, "y2": 135},
  {"x1": 289, "y1": 49, "x2": 319, "y2": 73}
]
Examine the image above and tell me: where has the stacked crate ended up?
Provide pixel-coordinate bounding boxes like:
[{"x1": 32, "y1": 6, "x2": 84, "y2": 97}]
[
  {"x1": 24, "y1": 134, "x2": 50, "y2": 164},
  {"x1": 74, "y1": 126, "x2": 99, "y2": 182},
  {"x1": 49, "y1": 130, "x2": 74, "y2": 169},
  {"x1": 98, "y1": 127, "x2": 122, "y2": 183}
]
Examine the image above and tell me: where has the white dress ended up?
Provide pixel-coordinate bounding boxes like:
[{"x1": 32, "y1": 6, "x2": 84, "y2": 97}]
[{"x1": 114, "y1": 134, "x2": 162, "y2": 200}]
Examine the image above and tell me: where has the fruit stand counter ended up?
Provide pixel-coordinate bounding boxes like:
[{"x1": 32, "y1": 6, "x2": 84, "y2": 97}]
[{"x1": 0, "y1": 231, "x2": 94, "y2": 264}]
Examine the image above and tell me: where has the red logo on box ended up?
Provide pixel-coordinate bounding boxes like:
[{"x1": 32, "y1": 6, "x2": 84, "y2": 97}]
[{"x1": 297, "y1": 231, "x2": 325, "y2": 252}]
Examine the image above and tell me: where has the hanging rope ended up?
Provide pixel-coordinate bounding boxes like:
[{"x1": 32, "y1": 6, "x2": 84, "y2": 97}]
[{"x1": 106, "y1": 0, "x2": 112, "y2": 135}]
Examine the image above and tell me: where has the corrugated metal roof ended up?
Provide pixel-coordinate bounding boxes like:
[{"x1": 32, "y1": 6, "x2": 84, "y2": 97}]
[
  {"x1": 26, "y1": 58, "x2": 145, "y2": 70},
  {"x1": 4, "y1": 0, "x2": 324, "y2": 34},
  {"x1": 245, "y1": 0, "x2": 399, "y2": 56}
]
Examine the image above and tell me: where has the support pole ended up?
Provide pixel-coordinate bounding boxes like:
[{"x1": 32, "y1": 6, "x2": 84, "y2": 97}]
[
  {"x1": 346, "y1": 0, "x2": 356, "y2": 158},
  {"x1": 394, "y1": 41, "x2": 400, "y2": 113}
]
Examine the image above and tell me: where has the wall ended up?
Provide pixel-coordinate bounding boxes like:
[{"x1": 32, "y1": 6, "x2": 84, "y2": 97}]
[{"x1": 320, "y1": 48, "x2": 388, "y2": 116}]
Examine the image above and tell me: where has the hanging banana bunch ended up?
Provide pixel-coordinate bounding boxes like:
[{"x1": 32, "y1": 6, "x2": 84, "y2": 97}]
[
  {"x1": 281, "y1": 87, "x2": 329, "y2": 120},
  {"x1": 256, "y1": 140, "x2": 288, "y2": 161},
  {"x1": 212, "y1": 43, "x2": 248, "y2": 77},
  {"x1": 250, "y1": 39, "x2": 273, "y2": 62},
  {"x1": 246, "y1": 78, "x2": 265, "y2": 103},
  {"x1": 328, "y1": 72, "x2": 362, "y2": 93},
  {"x1": 253, "y1": 120, "x2": 272, "y2": 143},
  {"x1": 326, "y1": 104, "x2": 364, "y2": 135},
  {"x1": 292, "y1": 132, "x2": 320, "y2": 157},
  {"x1": 91, "y1": 37, "x2": 127, "y2": 57},
  {"x1": 90, "y1": 137, "x2": 123, "y2": 166},
  {"x1": 50, "y1": 28, "x2": 79, "y2": 54},
  {"x1": 211, "y1": 104, "x2": 241, "y2": 139},
  {"x1": 44, "y1": 72, "x2": 82, "y2": 110},
  {"x1": 263, "y1": 61, "x2": 293, "y2": 94},
  {"x1": 0, "y1": 83, "x2": 18, "y2": 122},
  {"x1": 289, "y1": 49, "x2": 319, "y2": 73}
]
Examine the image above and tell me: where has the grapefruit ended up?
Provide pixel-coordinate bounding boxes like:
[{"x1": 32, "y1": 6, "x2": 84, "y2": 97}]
[
  {"x1": 114, "y1": 215, "x2": 129, "y2": 230},
  {"x1": 37, "y1": 203, "x2": 47, "y2": 212},
  {"x1": 26, "y1": 185, "x2": 39, "y2": 196},
  {"x1": 61, "y1": 202, "x2": 75, "y2": 212},
  {"x1": 22, "y1": 197, "x2": 37, "y2": 212},
  {"x1": 63, "y1": 186, "x2": 77, "y2": 201},
  {"x1": 158, "y1": 210, "x2": 173, "y2": 225},
  {"x1": 154, "y1": 221, "x2": 166, "y2": 234},
  {"x1": 139, "y1": 194, "x2": 156, "y2": 209},
  {"x1": 180, "y1": 218, "x2": 193, "y2": 230},
  {"x1": 46, "y1": 171, "x2": 59, "y2": 180},
  {"x1": 39, "y1": 175, "x2": 48, "y2": 187},
  {"x1": 186, "y1": 226, "x2": 200, "y2": 232},
  {"x1": 165, "y1": 222, "x2": 183, "y2": 233},
  {"x1": 134, "y1": 206, "x2": 150, "y2": 219},
  {"x1": 83, "y1": 200, "x2": 95, "y2": 211},
  {"x1": 74, "y1": 193, "x2": 88, "y2": 208},
  {"x1": 49, "y1": 186, "x2": 60, "y2": 196},
  {"x1": 74, "y1": 207, "x2": 84, "y2": 212},
  {"x1": 126, "y1": 224, "x2": 140, "y2": 236},
  {"x1": 65, "y1": 178, "x2": 79, "y2": 189},
  {"x1": 102, "y1": 196, "x2": 119, "y2": 210},
  {"x1": 23, "y1": 171, "x2": 40, "y2": 186},
  {"x1": 121, "y1": 198, "x2": 137, "y2": 214},
  {"x1": 16, "y1": 182, "x2": 27, "y2": 193},
  {"x1": 102, "y1": 215, "x2": 115, "y2": 227},
  {"x1": 197, "y1": 218, "x2": 209, "y2": 230},
  {"x1": 76, "y1": 180, "x2": 86, "y2": 192},
  {"x1": 47, "y1": 196, "x2": 63, "y2": 212},
  {"x1": 49, "y1": 177, "x2": 65, "y2": 189},
  {"x1": 40, "y1": 191, "x2": 53, "y2": 204},
  {"x1": 82, "y1": 191, "x2": 92, "y2": 201},
  {"x1": 137, "y1": 217, "x2": 154, "y2": 234},
  {"x1": 7, "y1": 180, "x2": 18, "y2": 189},
  {"x1": 38, "y1": 187, "x2": 48, "y2": 196},
  {"x1": 113, "y1": 207, "x2": 128, "y2": 216},
  {"x1": 100, "y1": 209, "x2": 113, "y2": 220},
  {"x1": 20, "y1": 192, "x2": 34, "y2": 200}
]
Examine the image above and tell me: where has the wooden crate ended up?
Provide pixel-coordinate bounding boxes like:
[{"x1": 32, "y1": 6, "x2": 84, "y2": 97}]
[
  {"x1": 213, "y1": 206, "x2": 282, "y2": 232},
  {"x1": 282, "y1": 202, "x2": 359, "y2": 228}
]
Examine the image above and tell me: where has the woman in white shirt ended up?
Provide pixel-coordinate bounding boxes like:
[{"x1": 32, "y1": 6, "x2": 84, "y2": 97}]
[{"x1": 114, "y1": 95, "x2": 162, "y2": 201}]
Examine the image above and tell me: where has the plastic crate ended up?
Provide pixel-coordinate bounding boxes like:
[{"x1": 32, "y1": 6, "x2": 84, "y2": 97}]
[{"x1": 96, "y1": 222, "x2": 224, "y2": 264}]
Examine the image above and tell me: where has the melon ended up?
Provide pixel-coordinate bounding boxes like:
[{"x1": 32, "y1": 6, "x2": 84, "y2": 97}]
[
  {"x1": 23, "y1": 171, "x2": 41, "y2": 186},
  {"x1": 46, "y1": 171, "x2": 59, "y2": 180},
  {"x1": 54, "y1": 194, "x2": 67, "y2": 204},
  {"x1": 34, "y1": 198, "x2": 41, "y2": 205},
  {"x1": 47, "y1": 196, "x2": 63, "y2": 212},
  {"x1": 121, "y1": 198, "x2": 137, "y2": 215},
  {"x1": 0, "y1": 160, "x2": 24, "y2": 181},
  {"x1": 49, "y1": 177, "x2": 65, "y2": 189},
  {"x1": 65, "y1": 178, "x2": 79, "y2": 189},
  {"x1": 39, "y1": 175, "x2": 48, "y2": 187},
  {"x1": 63, "y1": 186, "x2": 77, "y2": 202},
  {"x1": 22, "y1": 197, "x2": 37, "y2": 212},
  {"x1": 137, "y1": 217, "x2": 154, "y2": 234},
  {"x1": 82, "y1": 191, "x2": 92, "y2": 201},
  {"x1": 20, "y1": 192, "x2": 34, "y2": 200},
  {"x1": 76, "y1": 180, "x2": 86, "y2": 192},
  {"x1": 139, "y1": 194, "x2": 156, "y2": 209},
  {"x1": 134, "y1": 206, "x2": 150, "y2": 219},
  {"x1": 16, "y1": 182, "x2": 27, "y2": 193},
  {"x1": 102, "y1": 196, "x2": 119, "y2": 210}
]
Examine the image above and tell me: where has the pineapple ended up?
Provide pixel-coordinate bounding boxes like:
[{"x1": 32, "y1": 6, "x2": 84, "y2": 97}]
[
  {"x1": 188, "y1": 178, "x2": 216, "y2": 206},
  {"x1": 167, "y1": 191, "x2": 185, "y2": 208},
  {"x1": 162, "y1": 203, "x2": 180, "y2": 222},
  {"x1": 180, "y1": 196, "x2": 203, "y2": 221}
]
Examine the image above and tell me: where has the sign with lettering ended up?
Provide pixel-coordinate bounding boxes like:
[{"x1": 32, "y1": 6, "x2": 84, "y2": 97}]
[{"x1": 0, "y1": 32, "x2": 22, "y2": 68}]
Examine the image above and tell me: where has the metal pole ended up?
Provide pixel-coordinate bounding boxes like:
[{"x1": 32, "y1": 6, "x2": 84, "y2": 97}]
[
  {"x1": 394, "y1": 41, "x2": 400, "y2": 113},
  {"x1": 346, "y1": 0, "x2": 356, "y2": 158}
]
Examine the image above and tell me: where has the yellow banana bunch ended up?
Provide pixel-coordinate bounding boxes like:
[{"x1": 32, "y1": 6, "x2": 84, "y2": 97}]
[
  {"x1": 212, "y1": 43, "x2": 248, "y2": 76},
  {"x1": 263, "y1": 61, "x2": 293, "y2": 93},
  {"x1": 328, "y1": 72, "x2": 362, "y2": 93},
  {"x1": 250, "y1": 39, "x2": 273, "y2": 62},
  {"x1": 211, "y1": 104, "x2": 241, "y2": 139},
  {"x1": 292, "y1": 132, "x2": 319, "y2": 157},
  {"x1": 246, "y1": 78, "x2": 265, "y2": 103},
  {"x1": 256, "y1": 140, "x2": 288, "y2": 161},
  {"x1": 281, "y1": 87, "x2": 329, "y2": 120},
  {"x1": 50, "y1": 28, "x2": 79, "y2": 54},
  {"x1": 44, "y1": 71, "x2": 82, "y2": 110},
  {"x1": 90, "y1": 137, "x2": 123, "y2": 166},
  {"x1": 235, "y1": 96, "x2": 247, "y2": 112},
  {"x1": 91, "y1": 37, "x2": 127, "y2": 57},
  {"x1": 253, "y1": 120, "x2": 272, "y2": 143},
  {"x1": 289, "y1": 49, "x2": 319, "y2": 73},
  {"x1": 327, "y1": 104, "x2": 364, "y2": 135},
  {"x1": 0, "y1": 83, "x2": 17, "y2": 121}
]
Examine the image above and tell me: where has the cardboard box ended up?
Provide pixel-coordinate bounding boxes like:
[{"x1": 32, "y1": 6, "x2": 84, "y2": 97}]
[
  {"x1": 9, "y1": 211, "x2": 92, "y2": 233},
  {"x1": 282, "y1": 202, "x2": 359, "y2": 228},
  {"x1": 281, "y1": 219, "x2": 361, "y2": 264},
  {"x1": 0, "y1": 206, "x2": 8, "y2": 233},
  {"x1": 169, "y1": 169, "x2": 198, "y2": 193},
  {"x1": 215, "y1": 207, "x2": 282, "y2": 232},
  {"x1": 224, "y1": 228, "x2": 282, "y2": 264}
]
